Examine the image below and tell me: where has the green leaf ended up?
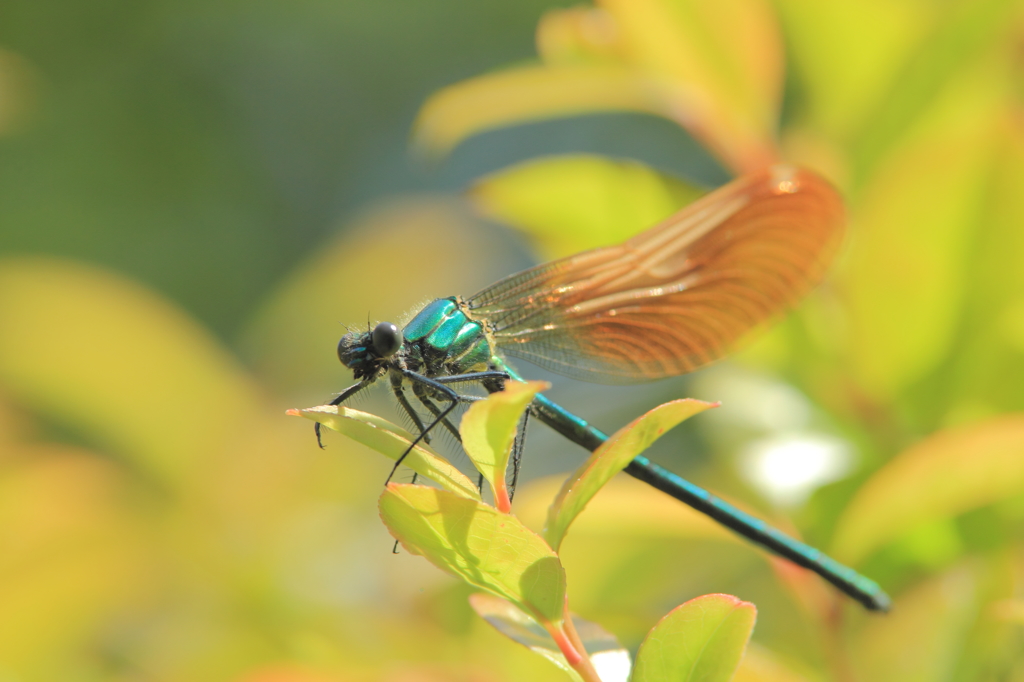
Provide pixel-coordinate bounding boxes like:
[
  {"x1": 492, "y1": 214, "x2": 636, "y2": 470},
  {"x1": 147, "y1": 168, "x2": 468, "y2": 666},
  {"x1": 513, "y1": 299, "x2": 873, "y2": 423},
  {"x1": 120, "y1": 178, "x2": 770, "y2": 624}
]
[
  {"x1": 0, "y1": 258, "x2": 260, "y2": 485},
  {"x1": 599, "y1": 0, "x2": 783, "y2": 169},
  {"x1": 289, "y1": 405, "x2": 480, "y2": 501},
  {"x1": 413, "y1": 63, "x2": 664, "y2": 157},
  {"x1": 773, "y1": 0, "x2": 932, "y2": 139},
  {"x1": 947, "y1": 112, "x2": 1024, "y2": 417},
  {"x1": 731, "y1": 643, "x2": 815, "y2": 682},
  {"x1": 460, "y1": 381, "x2": 548, "y2": 512},
  {"x1": 471, "y1": 593, "x2": 584, "y2": 682},
  {"x1": 0, "y1": 448, "x2": 152, "y2": 672},
  {"x1": 413, "y1": 0, "x2": 785, "y2": 175},
  {"x1": 851, "y1": 562, "x2": 980, "y2": 682},
  {"x1": 470, "y1": 155, "x2": 704, "y2": 259},
  {"x1": 544, "y1": 399, "x2": 716, "y2": 551},
  {"x1": 516, "y1": 475, "x2": 736, "y2": 543},
  {"x1": 379, "y1": 484, "x2": 566, "y2": 625},
  {"x1": 632, "y1": 593, "x2": 756, "y2": 682},
  {"x1": 848, "y1": 0, "x2": 1018, "y2": 177},
  {"x1": 841, "y1": 77, "x2": 996, "y2": 400},
  {"x1": 832, "y1": 414, "x2": 1024, "y2": 564},
  {"x1": 469, "y1": 593, "x2": 631, "y2": 682}
]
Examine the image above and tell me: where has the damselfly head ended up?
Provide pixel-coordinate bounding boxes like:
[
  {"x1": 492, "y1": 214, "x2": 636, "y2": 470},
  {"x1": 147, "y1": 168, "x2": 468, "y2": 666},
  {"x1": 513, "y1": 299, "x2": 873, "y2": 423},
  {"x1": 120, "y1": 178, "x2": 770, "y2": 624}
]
[
  {"x1": 371, "y1": 322, "x2": 403, "y2": 358},
  {"x1": 336, "y1": 322, "x2": 404, "y2": 379}
]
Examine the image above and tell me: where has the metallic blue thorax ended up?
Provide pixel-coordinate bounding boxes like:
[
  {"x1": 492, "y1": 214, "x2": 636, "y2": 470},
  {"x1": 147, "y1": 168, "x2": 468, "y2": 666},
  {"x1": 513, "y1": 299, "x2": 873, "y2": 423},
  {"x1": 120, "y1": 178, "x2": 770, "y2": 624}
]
[{"x1": 403, "y1": 298, "x2": 493, "y2": 372}]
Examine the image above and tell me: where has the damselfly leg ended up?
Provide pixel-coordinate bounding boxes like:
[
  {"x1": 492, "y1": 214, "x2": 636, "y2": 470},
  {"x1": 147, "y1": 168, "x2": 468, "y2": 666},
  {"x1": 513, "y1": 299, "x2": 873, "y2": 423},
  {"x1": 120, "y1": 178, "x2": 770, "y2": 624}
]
[
  {"x1": 315, "y1": 381, "x2": 372, "y2": 448},
  {"x1": 386, "y1": 370, "x2": 510, "y2": 485}
]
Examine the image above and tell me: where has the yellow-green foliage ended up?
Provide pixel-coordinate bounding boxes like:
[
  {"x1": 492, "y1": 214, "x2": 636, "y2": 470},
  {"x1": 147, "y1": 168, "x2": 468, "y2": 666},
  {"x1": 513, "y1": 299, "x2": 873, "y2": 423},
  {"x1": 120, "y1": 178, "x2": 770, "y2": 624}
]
[{"x1": 2, "y1": 0, "x2": 1024, "y2": 680}]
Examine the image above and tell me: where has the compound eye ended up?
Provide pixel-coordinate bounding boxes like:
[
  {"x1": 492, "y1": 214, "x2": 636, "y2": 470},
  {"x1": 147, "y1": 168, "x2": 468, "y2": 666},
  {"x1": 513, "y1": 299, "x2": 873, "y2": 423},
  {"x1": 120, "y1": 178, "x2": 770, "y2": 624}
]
[{"x1": 372, "y1": 322, "x2": 403, "y2": 358}]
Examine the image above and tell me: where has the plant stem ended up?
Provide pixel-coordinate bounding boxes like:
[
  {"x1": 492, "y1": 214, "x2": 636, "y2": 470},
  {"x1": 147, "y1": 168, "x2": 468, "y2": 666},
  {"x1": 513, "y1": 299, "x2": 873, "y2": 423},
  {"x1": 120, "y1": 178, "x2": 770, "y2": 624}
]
[
  {"x1": 563, "y1": 601, "x2": 604, "y2": 682},
  {"x1": 542, "y1": 616, "x2": 602, "y2": 682},
  {"x1": 493, "y1": 475, "x2": 512, "y2": 514}
]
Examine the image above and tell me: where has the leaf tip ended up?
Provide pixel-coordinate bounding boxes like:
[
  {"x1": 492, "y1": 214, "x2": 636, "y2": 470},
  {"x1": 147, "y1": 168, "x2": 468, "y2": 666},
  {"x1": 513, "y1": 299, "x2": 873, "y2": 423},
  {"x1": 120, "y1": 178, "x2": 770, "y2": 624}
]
[{"x1": 705, "y1": 592, "x2": 757, "y2": 611}]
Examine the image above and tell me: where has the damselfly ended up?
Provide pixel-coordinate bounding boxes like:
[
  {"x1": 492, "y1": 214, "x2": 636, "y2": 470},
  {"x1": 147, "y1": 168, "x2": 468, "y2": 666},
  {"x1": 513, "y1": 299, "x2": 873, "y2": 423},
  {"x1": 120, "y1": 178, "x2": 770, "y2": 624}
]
[{"x1": 317, "y1": 165, "x2": 891, "y2": 612}]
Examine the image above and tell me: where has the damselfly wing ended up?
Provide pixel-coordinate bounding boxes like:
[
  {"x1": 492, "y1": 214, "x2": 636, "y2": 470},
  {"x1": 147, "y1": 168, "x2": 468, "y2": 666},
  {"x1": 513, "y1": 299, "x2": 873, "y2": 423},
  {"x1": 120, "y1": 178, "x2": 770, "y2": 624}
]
[{"x1": 468, "y1": 165, "x2": 842, "y2": 381}]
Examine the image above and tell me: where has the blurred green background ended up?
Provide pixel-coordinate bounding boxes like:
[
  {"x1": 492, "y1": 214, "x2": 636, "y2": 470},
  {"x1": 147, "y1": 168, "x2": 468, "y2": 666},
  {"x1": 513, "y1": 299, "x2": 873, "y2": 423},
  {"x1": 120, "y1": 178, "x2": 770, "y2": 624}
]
[{"x1": 2, "y1": 0, "x2": 1024, "y2": 680}]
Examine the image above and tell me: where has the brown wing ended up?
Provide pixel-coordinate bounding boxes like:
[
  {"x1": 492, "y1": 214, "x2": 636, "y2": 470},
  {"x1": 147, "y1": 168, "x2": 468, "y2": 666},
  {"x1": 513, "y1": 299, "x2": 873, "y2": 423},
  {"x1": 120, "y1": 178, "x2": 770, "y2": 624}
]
[{"x1": 467, "y1": 165, "x2": 845, "y2": 383}]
